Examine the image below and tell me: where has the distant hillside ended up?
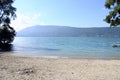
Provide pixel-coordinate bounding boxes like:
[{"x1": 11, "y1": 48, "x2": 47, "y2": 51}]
[{"x1": 17, "y1": 25, "x2": 120, "y2": 37}]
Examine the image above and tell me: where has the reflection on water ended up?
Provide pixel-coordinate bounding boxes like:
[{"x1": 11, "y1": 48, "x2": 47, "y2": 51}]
[{"x1": 0, "y1": 44, "x2": 13, "y2": 52}]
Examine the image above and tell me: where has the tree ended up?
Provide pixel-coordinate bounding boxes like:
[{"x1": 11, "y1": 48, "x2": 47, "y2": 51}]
[
  {"x1": 0, "y1": 0, "x2": 16, "y2": 44},
  {"x1": 104, "y1": 0, "x2": 120, "y2": 27},
  {"x1": 0, "y1": 24, "x2": 15, "y2": 44}
]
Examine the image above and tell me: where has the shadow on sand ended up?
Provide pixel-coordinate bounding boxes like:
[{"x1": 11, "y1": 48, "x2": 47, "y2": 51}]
[{"x1": 0, "y1": 44, "x2": 13, "y2": 52}]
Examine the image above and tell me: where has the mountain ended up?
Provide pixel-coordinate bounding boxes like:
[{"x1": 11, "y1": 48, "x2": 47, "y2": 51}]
[{"x1": 17, "y1": 25, "x2": 120, "y2": 37}]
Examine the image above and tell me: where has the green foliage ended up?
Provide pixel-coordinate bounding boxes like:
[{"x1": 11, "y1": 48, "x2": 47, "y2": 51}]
[
  {"x1": 104, "y1": 0, "x2": 120, "y2": 27},
  {"x1": 0, "y1": 0, "x2": 16, "y2": 45}
]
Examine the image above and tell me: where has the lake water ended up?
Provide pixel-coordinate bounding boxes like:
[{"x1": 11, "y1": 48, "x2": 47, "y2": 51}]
[{"x1": 12, "y1": 37, "x2": 120, "y2": 59}]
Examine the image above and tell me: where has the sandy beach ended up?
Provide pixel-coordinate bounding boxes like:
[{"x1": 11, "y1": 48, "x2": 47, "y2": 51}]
[{"x1": 0, "y1": 53, "x2": 120, "y2": 80}]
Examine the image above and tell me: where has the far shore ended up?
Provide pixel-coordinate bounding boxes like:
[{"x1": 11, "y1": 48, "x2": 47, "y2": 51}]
[{"x1": 0, "y1": 53, "x2": 120, "y2": 80}]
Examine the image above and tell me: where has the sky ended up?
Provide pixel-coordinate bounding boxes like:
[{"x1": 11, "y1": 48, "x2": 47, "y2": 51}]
[{"x1": 11, "y1": 0, "x2": 109, "y2": 31}]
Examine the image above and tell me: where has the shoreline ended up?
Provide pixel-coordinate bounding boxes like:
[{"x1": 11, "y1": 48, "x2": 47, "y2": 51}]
[
  {"x1": 0, "y1": 53, "x2": 120, "y2": 80},
  {"x1": 11, "y1": 53, "x2": 120, "y2": 60}
]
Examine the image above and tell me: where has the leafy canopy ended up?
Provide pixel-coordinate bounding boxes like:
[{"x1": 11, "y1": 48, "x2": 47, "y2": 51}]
[
  {"x1": 0, "y1": 0, "x2": 16, "y2": 44},
  {"x1": 104, "y1": 0, "x2": 120, "y2": 27}
]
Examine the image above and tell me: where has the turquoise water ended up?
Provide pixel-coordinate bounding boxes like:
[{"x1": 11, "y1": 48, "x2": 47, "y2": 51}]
[{"x1": 13, "y1": 37, "x2": 120, "y2": 59}]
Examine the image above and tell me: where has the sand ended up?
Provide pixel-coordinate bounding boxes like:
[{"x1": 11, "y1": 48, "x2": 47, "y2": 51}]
[{"x1": 0, "y1": 53, "x2": 120, "y2": 80}]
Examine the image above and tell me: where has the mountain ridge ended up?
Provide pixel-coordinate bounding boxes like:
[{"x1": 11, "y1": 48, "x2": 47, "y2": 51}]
[{"x1": 17, "y1": 25, "x2": 120, "y2": 37}]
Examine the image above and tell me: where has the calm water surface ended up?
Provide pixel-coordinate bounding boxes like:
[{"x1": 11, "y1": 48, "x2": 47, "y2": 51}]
[{"x1": 11, "y1": 37, "x2": 120, "y2": 59}]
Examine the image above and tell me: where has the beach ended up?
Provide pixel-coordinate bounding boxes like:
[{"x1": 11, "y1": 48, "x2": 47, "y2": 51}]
[{"x1": 0, "y1": 53, "x2": 120, "y2": 80}]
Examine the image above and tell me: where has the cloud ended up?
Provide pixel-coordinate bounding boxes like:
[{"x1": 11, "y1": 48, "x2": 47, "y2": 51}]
[{"x1": 11, "y1": 13, "x2": 45, "y2": 31}]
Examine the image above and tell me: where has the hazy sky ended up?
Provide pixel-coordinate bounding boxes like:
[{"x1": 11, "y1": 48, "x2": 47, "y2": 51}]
[{"x1": 11, "y1": 0, "x2": 109, "y2": 31}]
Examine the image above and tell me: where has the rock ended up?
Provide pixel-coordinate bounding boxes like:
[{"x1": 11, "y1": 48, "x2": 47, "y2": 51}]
[{"x1": 112, "y1": 44, "x2": 120, "y2": 48}]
